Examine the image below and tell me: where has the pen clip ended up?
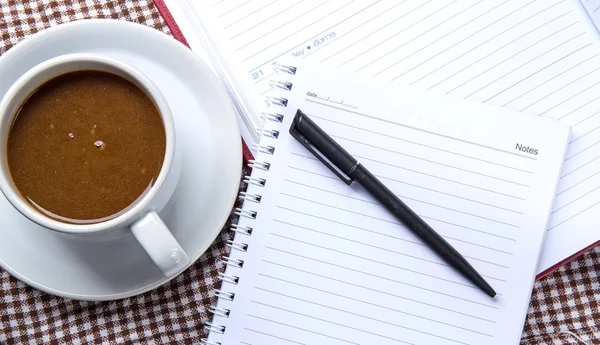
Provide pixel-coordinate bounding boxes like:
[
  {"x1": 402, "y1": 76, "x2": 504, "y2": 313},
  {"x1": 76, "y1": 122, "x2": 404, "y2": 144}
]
[{"x1": 290, "y1": 112, "x2": 354, "y2": 185}]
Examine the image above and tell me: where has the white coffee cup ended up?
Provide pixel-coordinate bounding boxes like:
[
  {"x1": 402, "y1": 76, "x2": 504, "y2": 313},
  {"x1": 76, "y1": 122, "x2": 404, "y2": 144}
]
[{"x1": 0, "y1": 54, "x2": 189, "y2": 278}]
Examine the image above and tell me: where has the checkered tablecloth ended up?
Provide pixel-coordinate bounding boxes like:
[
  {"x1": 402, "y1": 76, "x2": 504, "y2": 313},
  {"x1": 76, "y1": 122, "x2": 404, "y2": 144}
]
[{"x1": 1, "y1": 1, "x2": 600, "y2": 344}]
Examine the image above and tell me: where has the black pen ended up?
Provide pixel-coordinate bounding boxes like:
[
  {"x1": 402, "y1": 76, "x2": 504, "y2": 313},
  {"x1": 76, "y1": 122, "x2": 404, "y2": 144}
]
[{"x1": 289, "y1": 109, "x2": 496, "y2": 298}]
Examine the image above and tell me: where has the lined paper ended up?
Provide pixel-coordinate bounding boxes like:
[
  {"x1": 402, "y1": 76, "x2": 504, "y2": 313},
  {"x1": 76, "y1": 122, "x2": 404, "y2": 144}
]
[
  {"x1": 581, "y1": 0, "x2": 600, "y2": 31},
  {"x1": 183, "y1": 0, "x2": 600, "y2": 273},
  {"x1": 207, "y1": 64, "x2": 569, "y2": 345}
]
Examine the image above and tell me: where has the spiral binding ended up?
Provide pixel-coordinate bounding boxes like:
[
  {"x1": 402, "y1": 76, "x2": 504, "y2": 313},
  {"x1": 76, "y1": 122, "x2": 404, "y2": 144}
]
[
  {"x1": 261, "y1": 112, "x2": 284, "y2": 123},
  {"x1": 264, "y1": 95, "x2": 288, "y2": 107},
  {"x1": 247, "y1": 160, "x2": 271, "y2": 171},
  {"x1": 269, "y1": 80, "x2": 293, "y2": 91},
  {"x1": 202, "y1": 64, "x2": 296, "y2": 345},
  {"x1": 214, "y1": 289, "x2": 235, "y2": 301},
  {"x1": 220, "y1": 256, "x2": 244, "y2": 268},
  {"x1": 257, "y1": 127, "x2": 280, "y2": 139},
  {"x1": 218, "y1": 272, "x2": 239, "y2": 284},
  {"x1": 209, "y1": 306, "x2": 231, "y2": 317},
  {"x1": 229, "y1": 224, "x2": 253, "y2": 235},
  {"x1": 234, "y1": 208, "x2": 257, "y2": 219},
  {"x1": 252, "y1": 144, "x2": 275, "y2": 155},
  {"x1": 238, "y1": 191, "x2": 262, "y2": 203},
  {"x1": 204, "y1": 323, "x2": 226, "y2": 334},
  {"x1": 226, "y1": 240, "x2": 249, "y2": 252},
  {"x1": 243, "y1": 176, "x2": 266, "y2": 187},
  {"x1": 200, "y1": 340, "x2": 221, "y2": 345}
]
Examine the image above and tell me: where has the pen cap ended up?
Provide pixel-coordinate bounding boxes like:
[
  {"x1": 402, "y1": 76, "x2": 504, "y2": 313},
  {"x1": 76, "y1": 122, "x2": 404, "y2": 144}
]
[{"x1": 291, "y1": 110, "x2": 358, "y2": 175}]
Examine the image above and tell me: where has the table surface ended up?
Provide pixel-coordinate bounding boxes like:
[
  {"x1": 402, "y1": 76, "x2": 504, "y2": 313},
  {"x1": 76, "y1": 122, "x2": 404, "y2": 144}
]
[{"x1": 1, "y1": 1, "x2": 600, "y2": 344}]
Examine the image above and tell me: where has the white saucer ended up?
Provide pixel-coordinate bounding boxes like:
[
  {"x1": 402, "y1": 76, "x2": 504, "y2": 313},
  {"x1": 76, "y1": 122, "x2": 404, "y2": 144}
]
[{"x1": 0, "y1": 20, "x2": 242, "y2": 300}]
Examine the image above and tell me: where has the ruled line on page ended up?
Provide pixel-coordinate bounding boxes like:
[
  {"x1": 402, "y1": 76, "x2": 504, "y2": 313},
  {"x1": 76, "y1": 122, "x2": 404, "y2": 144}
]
[
  {"x1": 352, "y1": 150, "x2": 530, "y2": 188},
  {"x1": 553, "y1": 184, "x2": 600, "y2": 213},
  {"x1": 581, "y1": 0, "x2": 600, "y2": 28},
  {"x1": 329, "y1": 133, "x2": 532, "y2": 185},
  {"x1": 241, "y1": 0, "x2": 356, "y2": 62},
  {"x1": 562, "y1": 155, "x2": 600, "y2": 178},
  {"x1": 571, "y1": 108, "x2": 600, "y2": 127},
  {"x1": 303, "y1": 0, "x2": 405, "y2": 60},
  {"x1": 284, "y1": 189, "x2": 520, "y2": 247},
  {"x1": 273, "y1": 224, "x2": 457, "y2": 268},
  {"x1": 290, "y1": 116, "x2": 535, "y2": 193},
  {"x1": 286, "y1": 164, "x2": 527, "y2": 213},
  {"x1": 274, "y1": 217, "x2": 513, "y2": 263},
  {"x1": 481, "y1": 43, "x2": 592, "y2": 103},
  {"x1": 318, "y1": 0, "x2": 433, "y2": 64},
  {"x1": 549, "y1": 200, "x2": 600, "y2": 230},
  {"x1": 251, "y1": 300, "x2": 468, "y2": 344},
  {"x1": 269, "y1": 227, "x2": 510, "y2": 280},
  {"x1": 445, "y1": 24, "x2": 582, "y2": 96},
  {"x1": 303, "y1": 100, "x2": 537, "y2": 160},
  {"x1": 243, "y1": 327, "x2": 307, "y2": 345},
  {"x1": 289, "y1": 152, "x2": 527, "y2": 213},
  {"x1": 539, "y1": 79, "x2": 600, "y2": 118},
  {"x1": 360, "y1": 0, "x2": 493, "y2": 74},
  {"x1": 557, "y1": 171, "x2": 600, "y2": 195},
  {"x1": 217, "y1": 0, "x2": 252, "y2": 18},
  {"x1": 257, "y1": 272, "x2": 497, "y2": 322},
  {"x1": 269, "y1": 231, "x2": 507, "y2": 282},
  {"x1": 374, "y1": 0, "x2": 510, "y2": 78},
  {"x1": 280, "y1": 168, "x2": 520, "y2": 264},
  {"x1": 223, "y1": 0, "x2": 279, "y2": 29},
  {"x1": 283, "y1": 178, "x2": 522, "y2": 233},
  {"x1": 400, "y1": 0, "x2": 548, "y2": 84},
  {"x1": 262, "y1": 252, "x2": 500, "y2": 308},
  {"x1": 512, "y1": 54, "x2": 599, "y2": 112},
  {"x1": 570, "y1": 122, "x2": 600, "y2": 144},
  {"x1": 254, "y1": 287, "x2": 494, "y2": 336},
  {"x1": 338, "y1": 0, "x2": 461, "y2": 68},
  {"x1": 239, "y1": 0, "x2": 327, "y2": 46},
  {"x1": 295, "y1": 116, "x2": 534, "y2": 173},
  {"x1": 284, "y1": 163, "x2": 524, "y2": 230},
  {"x1": 290, "y1": 161, "x2": 526, "y2": 200},
  {"x1": 424, "y1": 4, "x2": 572, "y2": 90},
  {"x1": 566, "y1": 136, "x2": 600, "y2": 159},
  {"x1": 245, "y1": 0, "x2": 382, "y2": 72},
  {"x1": 281, "y1": 190, "x2": 521, "y2": 243},
  {"x1": 261, "y1": 256, "x2": 501, "y2": 309},
  {"x1": 276, "y1": 205, "x2": 425, "y2": 246},
  {"x1": 229, "y1": 0, "x2": 307, "y2": 40},
  {"x1": 247, "y1": 315, "x2": 361, "y2": 345},
  {"x1": 277, "y1": 204, "x2": 517, "y2": 242},
  {"x1": 519, "y1": 65, "x2": 600, "y2": 112}
]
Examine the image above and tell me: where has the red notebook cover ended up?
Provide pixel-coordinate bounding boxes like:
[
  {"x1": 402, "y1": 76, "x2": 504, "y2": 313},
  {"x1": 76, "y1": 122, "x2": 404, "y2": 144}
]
[
  {"x1": 152, "y1": 0, "x2": 597, "y2": 280},
  {"x1": 153, "y1": 0, "x2": 254, "y2": 163},
  {"x1": 536, "y1": 239, "x2": 600, "y2": 280}
]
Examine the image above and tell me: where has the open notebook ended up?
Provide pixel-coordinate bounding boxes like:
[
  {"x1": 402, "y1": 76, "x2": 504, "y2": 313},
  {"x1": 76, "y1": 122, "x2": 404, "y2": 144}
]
[
  {"x1": 174, "y1": 0, "x2": 600, "y2": 276},
  {"x1": 203, "y1": 63, "x2": 569, "y2": 344}
]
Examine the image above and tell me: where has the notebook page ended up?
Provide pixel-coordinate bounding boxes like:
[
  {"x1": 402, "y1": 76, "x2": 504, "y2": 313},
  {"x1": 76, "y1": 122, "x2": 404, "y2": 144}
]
[
  {"x1": 183, "y1": 0, "x2": 600, "y2": 273},
  {"x1": 208, "y1": 64, "x2": 569, "y2": 345},
  {"x1": 581, "y1": 0, "x2": 600, "y2": 32}
]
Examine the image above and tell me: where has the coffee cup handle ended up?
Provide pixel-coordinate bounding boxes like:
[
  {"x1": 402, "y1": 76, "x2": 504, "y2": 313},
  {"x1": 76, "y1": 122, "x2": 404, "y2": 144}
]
[{"x1": 130, "y1": 211, "x2": 190, "y2": 278}]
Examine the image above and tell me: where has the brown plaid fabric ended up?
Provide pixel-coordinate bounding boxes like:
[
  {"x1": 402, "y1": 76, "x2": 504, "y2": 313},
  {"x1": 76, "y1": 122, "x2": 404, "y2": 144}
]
[{"x1": 1, "y1": 1, "x2": 600, "y2": 344}]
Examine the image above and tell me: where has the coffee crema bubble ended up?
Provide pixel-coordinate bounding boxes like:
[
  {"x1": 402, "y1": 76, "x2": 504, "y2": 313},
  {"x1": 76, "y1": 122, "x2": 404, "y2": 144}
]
[{"x1": 94, "y1": 140, "x2": 105, "y2": 150}]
